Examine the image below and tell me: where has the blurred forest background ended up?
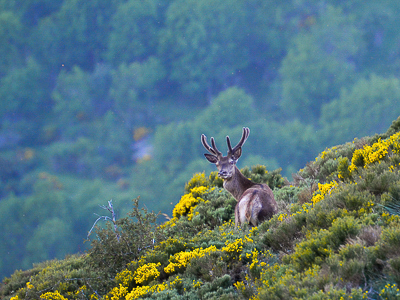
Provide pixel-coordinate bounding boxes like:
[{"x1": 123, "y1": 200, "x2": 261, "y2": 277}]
[{"x1": 0, "y1": 0, "x2": 400, "y2": 280}]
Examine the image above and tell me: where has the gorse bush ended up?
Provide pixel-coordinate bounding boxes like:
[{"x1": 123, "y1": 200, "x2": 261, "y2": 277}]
[{"x1": 2, "y1": 117, "x2": 400, "y2": 299}]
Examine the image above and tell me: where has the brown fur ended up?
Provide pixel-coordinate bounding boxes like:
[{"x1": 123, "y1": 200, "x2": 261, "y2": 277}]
[{"x1": 224, "y1": 167, "x2": 277, "y2": 226}]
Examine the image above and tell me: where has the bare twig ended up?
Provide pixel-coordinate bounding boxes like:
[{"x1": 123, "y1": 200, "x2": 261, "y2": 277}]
[{"x1": 87, "y1": 200, "x2": 120, "y2": 242}]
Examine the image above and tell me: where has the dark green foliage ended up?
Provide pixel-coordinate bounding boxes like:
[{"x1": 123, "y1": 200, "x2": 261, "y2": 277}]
[
  {"x1": 261, "y1": 213, "x2": 306, "y2": 252},
  {"x1": 191, "y1": 189, "x2": 237, "y2": 228},
  {"x1": 337, "y1": 157, "x2": 351, "y2": 180},
  {"x1": 382, "y1": 184, "x2": 400, "y2": 210},
  {"x1": 280, "y1": 5, "x2": 361, "y2": 122},
  {"x1": 320, "y1": 75, "x2": 400, "y2": 145},
  {"x1": 86, "y1": 198, "x2": 162, "y2": 281},
  {"x1": 333, "y1": 185, "x2": 375, "y2": 212},
  {"x1": 159, "y1": 0, "x2": 250, "y2": 98},
  {"x1": 384, "y1": 116, "x2": 400, "y2": 137},
  {"x1": 0, "y1": 11, "x2": 24, "y2": 75},
  {"x1": 0, "y1": 255, "x2": 92, "y2": 300},
  {"x1": 241, "y1": 165, "x2": 285, "y2": 190},
  {"x1": 106, "y1": 0, "x2": 161, "y2": 65}
]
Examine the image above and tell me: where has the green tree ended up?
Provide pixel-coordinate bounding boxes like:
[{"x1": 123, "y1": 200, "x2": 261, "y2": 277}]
[
  {"x1": 159, "y1": 0, "x2": 250, "y2": 100},
  {"x1": 243, "y1": 0, "x2": 292, "y2": 61},
  {"x1": 249, "y1": 118, "x2": 320, "y2": 176},
  {"x1": 0, "y1": 11, "x2": 24, "y2": 76},
  {"x1": 0, "y1": 176, "x2": 71, "y2": 276},
  {"x1": 30, "y1": 0, "x2": 122, "y2": 71},
  {"x1": 195, "y1": 87, "x2": 256, "y2": 131},
  {"x1": 106, "y1": 0, "x2": 164, "y2": 65},
  {"x1": 52, "y1": 64, "x2": 112, "y2": 135},
  {"x1": 110, "y1": 57, "x2": 166, "y2": 128},
  {"x1": 279, "y1": 5, "x2": 363, "y2": 122},
  {"x1": 24, "y1": 218, "x2": 75, "y2": 267},
  {"x1": 278, "y1": 120, "x2": 320, "y2": 174},
  {"x1": 0, "y1": 0, "x2": 63, "y2": 26},
  {"x1": 319, "y1": 74, "x2": 400, "y2": 146},
  {"x1": 92, "y1": 111, "x2": 132, "y2": 167},
  {"x1": 238, "y1": 0, "x2": 294, "y2": 97},
  {"x1": 0, "y1": 57, "x2": 51, "y2": 145},
  {"x1": 0, "y1": 58, "x2": 49, "y2": 117},
  {"x1": 341, "y1": 0, "x2": 400, "y2": 74},
  {"x1": 0, "y1": 193, "x2": 26, "y2": 278},
  {"x1": 52, "y1": 66, "x2": 95, "y2": 137}
]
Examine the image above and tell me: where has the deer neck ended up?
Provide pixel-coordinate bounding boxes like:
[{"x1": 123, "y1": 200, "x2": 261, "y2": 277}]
[{"x1": 223, "y1": 166, "x2": 255, "y2": 201}]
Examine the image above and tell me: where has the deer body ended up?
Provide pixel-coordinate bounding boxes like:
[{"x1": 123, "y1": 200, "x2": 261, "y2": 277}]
[{"x1": 201, "y1": 127, "x2": 278, "y2": 227}]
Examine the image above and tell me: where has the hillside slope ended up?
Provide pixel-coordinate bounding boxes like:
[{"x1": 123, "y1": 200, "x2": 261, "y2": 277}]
[{"x1": 1, "y1": 116, "x2": 400, "y2": 300}]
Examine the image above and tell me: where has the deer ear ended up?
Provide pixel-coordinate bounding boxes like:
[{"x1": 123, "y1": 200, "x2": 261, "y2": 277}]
[
  {"x1": 204, "y1": 153, "x2": 218, "y2": 164},
  {"x1": 232, "y1": 147, "x2": 242, "y2": 160}
]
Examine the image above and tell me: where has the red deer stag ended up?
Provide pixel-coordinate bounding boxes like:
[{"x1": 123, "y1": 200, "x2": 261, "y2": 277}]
[{"x1": 201, "y1": 127, "x2": 278, "y2": 227}]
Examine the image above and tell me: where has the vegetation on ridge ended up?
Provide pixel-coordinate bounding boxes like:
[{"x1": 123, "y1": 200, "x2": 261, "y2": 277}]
[{"x1": 1, "y1": 117, "x2": 400, "y2": 299}]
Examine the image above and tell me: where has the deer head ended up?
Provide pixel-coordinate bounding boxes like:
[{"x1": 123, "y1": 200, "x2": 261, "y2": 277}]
[{"x1": 201, "y1": 127, "x2": 250, "y2": 179}]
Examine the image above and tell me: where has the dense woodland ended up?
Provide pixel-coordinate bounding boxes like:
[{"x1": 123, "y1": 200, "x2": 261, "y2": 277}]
[{"x1": 0, "y1": 0, "x2": 400, "y2": 283}]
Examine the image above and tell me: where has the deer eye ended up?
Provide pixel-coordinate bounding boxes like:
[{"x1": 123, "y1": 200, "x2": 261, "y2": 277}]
[{"x1": 229, "y1": 160, "x2": 235, "y2": 165}]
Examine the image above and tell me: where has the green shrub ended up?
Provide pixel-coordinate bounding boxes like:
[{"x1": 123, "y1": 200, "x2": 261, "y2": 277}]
[
  {"x1": 337, "y1": 157, "x2": 351, "y2": 180},
  {"x1": 287, "y1": 216, "x2": 361, "y2": 271},
  {"x1": 273, "y1": 185, "x2": 302, "y2": 204},
  {"x1": 0, "y1": 255, "x2": 93, "y2": 300},
  {"x1": 85, "y1": 198, "x2": 162, "y2": 286},
  {"x1": 357, "y1": 163, "x2": 398, "y2": 195},
  {"x1": 241, "y1": 166, "x2": 285, "y2": 189}
]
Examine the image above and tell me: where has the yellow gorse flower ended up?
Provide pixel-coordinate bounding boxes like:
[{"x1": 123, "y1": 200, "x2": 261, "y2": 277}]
[
  {"x1": 164, "y1": 245, "x2": 217, "y2": 273},
  {"x1": 115, "y1": 269, "x2": 134, "y2": 286},
  {"x1": 40, "y1": 291, "x2": 68, "y2": 300},
  {"x1": 125, "y1": 283, "x2": 167, "y2": 300},
  {"x1": 114, "y1": 277, "x2": 181, "y2": 300},
  {"x1": 234, "y1": 281, "x2": 246, "y2": 292},
  {"x1": 26, "y1": 282, "x2": 34, "y2": 289},
  {"x1": 172, "y1": 186, "x2": 210, "y2": 221},
  {"x1": 222, "y1": 239, "x2": 243, "y2": 256},
  {"x1": 249, "y1": 249, "x2": 266, "y2": 271},
  {"x1": 192, "y1": 279, "x2": 202, "y2": 288},
  {"x1": 133, "y1": 262, "x2": 161, "y2": 284},
  {"x1": 349, "y1": 131, "x2": 400, "y2": 173},
  {"x1": 311, "y1": 181, "x2": 339, "y2": 205}
]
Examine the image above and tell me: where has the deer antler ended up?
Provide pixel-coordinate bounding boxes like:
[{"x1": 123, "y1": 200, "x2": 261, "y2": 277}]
[
  {"x1": 227, "y1": 127, "x2": 250, "y2": 155},
  {"x1": 201, "y1": 134, "x2": 222, "y2": 156}
]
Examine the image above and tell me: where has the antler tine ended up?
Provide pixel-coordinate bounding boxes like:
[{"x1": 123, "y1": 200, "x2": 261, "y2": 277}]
[
  {"x1": 226, "y1": 135, "x2": 233, "y2": 153},
  {"x1": 211, "y1": 137, "x2": 222, "y2": 156},
  {"x1": 231, "y1": 127, "x2": 250, "y2": 153},
  {"x1": 201, "y1": 134, "x2": 216, "y2": 155}
]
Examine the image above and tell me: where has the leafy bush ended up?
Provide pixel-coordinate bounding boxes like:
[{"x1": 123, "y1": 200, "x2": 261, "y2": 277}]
[{"x1": 85, "y1": 198, "x2": 163, "y2": 291}]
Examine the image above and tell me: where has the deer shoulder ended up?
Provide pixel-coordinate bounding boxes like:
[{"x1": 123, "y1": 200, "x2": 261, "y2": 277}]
[{"x1": 201, "y1": 127, "x2": 278, "y2": 227}]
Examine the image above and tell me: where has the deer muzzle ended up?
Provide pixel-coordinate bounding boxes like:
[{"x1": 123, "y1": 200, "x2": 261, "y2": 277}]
[{"x1": 218, "y1": 170, "x2": 230, "y2": 179}]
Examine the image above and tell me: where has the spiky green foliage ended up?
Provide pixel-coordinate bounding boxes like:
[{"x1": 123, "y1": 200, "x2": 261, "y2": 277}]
[{"x1": 2, "y1": 117, "x2": 400, "y2": 300}]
